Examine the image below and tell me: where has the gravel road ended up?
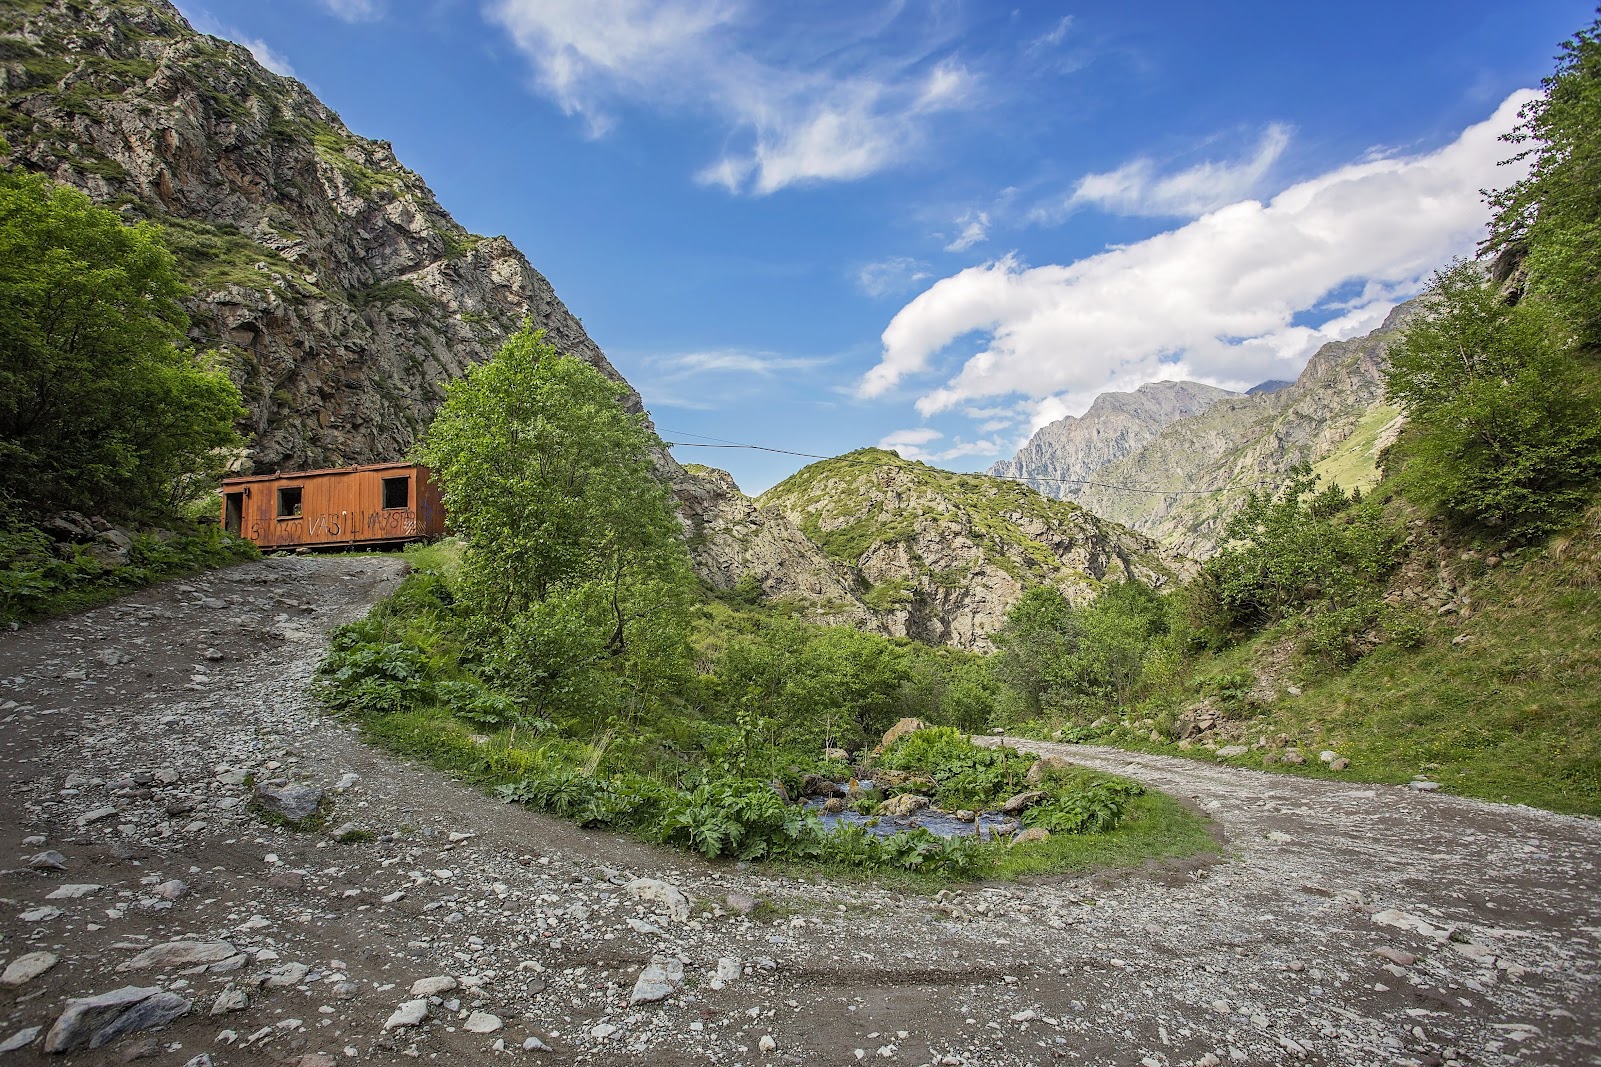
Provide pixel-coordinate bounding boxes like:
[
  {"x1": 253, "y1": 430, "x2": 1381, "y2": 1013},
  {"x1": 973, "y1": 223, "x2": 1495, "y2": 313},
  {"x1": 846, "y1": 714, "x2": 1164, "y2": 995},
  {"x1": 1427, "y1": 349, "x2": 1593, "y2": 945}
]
[{"x1": 1, "y1": 556, "x2": 1597, "y2": 1066}]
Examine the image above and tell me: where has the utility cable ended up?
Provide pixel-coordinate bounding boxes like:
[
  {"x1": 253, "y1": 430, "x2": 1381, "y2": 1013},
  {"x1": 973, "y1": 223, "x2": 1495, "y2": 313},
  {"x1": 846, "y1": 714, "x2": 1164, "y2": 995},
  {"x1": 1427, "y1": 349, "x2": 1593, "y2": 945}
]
[{"x1": 659, "y1": 428, "x2": 1277, "y2": 496}]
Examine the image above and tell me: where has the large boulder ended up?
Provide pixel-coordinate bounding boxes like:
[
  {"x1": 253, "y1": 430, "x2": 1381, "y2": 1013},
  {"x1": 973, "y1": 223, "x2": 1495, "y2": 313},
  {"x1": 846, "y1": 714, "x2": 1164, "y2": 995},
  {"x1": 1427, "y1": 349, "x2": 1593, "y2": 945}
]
[
  {"x1": 44, "y1": 986, "x2": 191, "y2": 1053},
  {"x1": 1023, "y1": 755, "x2": 1078, "y2": 786},
  {"x1": 877, "y1": 793, "x2": 930, "y2": 818},
  {"x1": 872, "y1": 717, "x2": 926, "y2": 755},
  {"x1": 253, "y1": 781, "x2": 325, "y2": 823}
]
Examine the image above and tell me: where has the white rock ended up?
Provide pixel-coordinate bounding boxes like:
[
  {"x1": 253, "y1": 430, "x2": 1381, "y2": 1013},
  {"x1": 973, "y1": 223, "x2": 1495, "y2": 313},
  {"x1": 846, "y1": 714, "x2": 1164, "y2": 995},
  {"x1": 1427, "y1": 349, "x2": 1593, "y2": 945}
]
[
  {"x1": 629, "y1": 955, "x2": 685, "y2": 1005},
  {"x1": 46, "y1": 883, "x2": 103, "y2": 899},
  {"x1": 0, "y1": 1026, "x2": 41, "y2": 1054},
  {"x1": 409, "y1": 975, "x2": 457, "y2": 997},
  {"x1": 463, "y1": 1011, "x2": 502, "y2": 1034},
  {"x1": 19, "y1": 906, "x2": 62, "y2": 922},
  {"x1": 523, "y1": 1036, "x2": 553, "y2": 1051},
  {"x1": 210, "y1": 987, "x2": 249, "y2": 1016},
  {"x1": 383, "y1": 1000, "x2": 429, "y2": 1030},
  {"x1": 759, "y1": 1034, "x2": 777, "y2": 1052},
  {"x1": 590, "y1": 1022, "x2": 619, "y2": 1040},
  {"x1": 1, "y1": 951, "x2": 59, "y2": 987},
  {"x1": 624, "y1": 878, "x2": 690, "y2": 922}
]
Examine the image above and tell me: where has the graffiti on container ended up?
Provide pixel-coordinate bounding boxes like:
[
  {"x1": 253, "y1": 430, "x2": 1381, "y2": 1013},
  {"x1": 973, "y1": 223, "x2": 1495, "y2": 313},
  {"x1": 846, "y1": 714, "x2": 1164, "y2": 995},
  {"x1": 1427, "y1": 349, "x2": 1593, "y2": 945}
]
[{"x1": 366, "y1": 509, "x2": 418, "y2": 536}]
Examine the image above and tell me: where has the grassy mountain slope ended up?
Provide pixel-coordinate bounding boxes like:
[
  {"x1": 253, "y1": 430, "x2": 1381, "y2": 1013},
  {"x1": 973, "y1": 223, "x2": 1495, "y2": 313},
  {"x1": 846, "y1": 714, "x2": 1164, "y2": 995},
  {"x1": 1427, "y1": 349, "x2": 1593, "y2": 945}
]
[
  {"x1": 1069, "y1": 303, "x2": 1415, "y2": 557},
  {"x1": 759, "y1": 448, "x2": 1182, "y2": 650},
  {"x1": 1081, "y1": 501, "x2": 1601, "y2": 814}
]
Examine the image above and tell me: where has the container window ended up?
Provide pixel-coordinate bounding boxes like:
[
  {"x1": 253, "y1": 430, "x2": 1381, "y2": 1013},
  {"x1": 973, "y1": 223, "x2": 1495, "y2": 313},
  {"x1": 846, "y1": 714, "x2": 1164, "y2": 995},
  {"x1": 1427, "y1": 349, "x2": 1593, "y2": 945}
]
[
  {"x1": 382, "y1": 476, "x2": 410, "y2": 510},
  {"x1": 276, "y1": 486, "x2": 303, "y2": 518}
]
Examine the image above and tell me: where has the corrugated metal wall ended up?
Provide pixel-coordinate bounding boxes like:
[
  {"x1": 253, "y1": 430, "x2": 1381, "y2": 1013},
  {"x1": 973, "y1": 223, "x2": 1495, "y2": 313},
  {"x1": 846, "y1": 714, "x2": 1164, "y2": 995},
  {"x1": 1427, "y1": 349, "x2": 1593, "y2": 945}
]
[{"x1": 220, "y1": 464, "x2": 445, "y2": 549}]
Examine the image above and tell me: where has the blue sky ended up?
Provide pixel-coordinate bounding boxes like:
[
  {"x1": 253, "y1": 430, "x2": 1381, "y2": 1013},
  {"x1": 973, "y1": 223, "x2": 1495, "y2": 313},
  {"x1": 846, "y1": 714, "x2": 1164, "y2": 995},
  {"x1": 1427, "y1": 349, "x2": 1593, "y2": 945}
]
[{"x1": 174, "y1": 0, "x2": 1589, "y2": 493}]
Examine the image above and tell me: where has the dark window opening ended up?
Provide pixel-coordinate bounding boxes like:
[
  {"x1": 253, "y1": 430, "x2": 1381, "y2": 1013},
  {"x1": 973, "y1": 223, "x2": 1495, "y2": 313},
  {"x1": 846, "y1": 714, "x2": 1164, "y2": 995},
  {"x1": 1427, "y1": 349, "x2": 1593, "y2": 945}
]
[
  {"x1": 224, "y1": 493, "x2": 244, "y2": 535},
  {"x1": 382, "y1": 476, "x2": 410, "y2": 510},
  {"x1": 276, "y1": 486, "x2": 303, "y2": 518}
]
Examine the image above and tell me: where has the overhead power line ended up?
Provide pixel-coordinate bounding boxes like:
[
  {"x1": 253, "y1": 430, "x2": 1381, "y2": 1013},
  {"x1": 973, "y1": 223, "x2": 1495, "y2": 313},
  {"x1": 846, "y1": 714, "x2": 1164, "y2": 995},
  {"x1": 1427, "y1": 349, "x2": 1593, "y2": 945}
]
[{"x1": 659, "y1": 428, "x2": 1277, "y2": 496}]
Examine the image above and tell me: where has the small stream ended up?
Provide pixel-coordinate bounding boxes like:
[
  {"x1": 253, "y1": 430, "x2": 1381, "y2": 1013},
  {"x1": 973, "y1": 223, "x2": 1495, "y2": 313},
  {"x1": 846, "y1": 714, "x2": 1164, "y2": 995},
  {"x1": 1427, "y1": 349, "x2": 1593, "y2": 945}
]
[{"x1": 802, "y1": 779, "x2": 1018, "y2": 839}]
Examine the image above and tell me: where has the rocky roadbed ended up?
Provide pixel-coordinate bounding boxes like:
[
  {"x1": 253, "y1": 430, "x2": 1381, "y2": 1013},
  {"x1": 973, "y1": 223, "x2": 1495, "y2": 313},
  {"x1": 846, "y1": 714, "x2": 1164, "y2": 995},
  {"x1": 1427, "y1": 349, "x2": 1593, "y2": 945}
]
[{"x1": 0, "y1": 557, "x2": 1597, "y2": 1066}]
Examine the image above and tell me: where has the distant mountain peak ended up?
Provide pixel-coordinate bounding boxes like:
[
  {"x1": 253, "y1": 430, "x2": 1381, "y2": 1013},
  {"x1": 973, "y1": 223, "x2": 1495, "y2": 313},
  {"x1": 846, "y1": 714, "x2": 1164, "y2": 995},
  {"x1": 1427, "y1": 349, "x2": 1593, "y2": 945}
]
[{"x1": 989, "y1": 380, "x2": 1238, "y2": 493}]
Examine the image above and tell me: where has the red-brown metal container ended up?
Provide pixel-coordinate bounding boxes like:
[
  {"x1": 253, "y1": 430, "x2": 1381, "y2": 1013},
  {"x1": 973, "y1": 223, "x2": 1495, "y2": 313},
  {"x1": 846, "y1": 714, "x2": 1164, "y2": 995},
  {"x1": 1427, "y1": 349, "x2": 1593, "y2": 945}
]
[{"x1": 218, "y1": 462, "x2": 446, "y2": 550}]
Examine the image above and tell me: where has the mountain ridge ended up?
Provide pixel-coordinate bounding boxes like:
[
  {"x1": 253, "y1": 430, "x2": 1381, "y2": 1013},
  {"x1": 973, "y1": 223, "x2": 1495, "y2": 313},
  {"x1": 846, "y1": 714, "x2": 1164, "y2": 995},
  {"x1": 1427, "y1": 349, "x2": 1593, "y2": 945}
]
[{"x1": 989, "y1": 380, "x2": 1239, "y2": 494}]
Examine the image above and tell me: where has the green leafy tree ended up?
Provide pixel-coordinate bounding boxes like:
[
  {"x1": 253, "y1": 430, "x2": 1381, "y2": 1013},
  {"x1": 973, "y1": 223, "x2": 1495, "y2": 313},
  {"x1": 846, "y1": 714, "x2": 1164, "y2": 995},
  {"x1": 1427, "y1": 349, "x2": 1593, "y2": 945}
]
[
  {"x1": 1485, "y1": 15, "x2": 1601, "y2": 341},
  {"x1": 1385, "y1": 262, "x2": 1601, "y2": 540},
  {"x1": 417, "y1": 324, "x2": 695, "y2": 719},
  {"x1": 0, "y1": 168, "x2": 244, "y2": 516},
  {"x1": 990, "y1": 585, "x2": 1080, "y2": 721}
]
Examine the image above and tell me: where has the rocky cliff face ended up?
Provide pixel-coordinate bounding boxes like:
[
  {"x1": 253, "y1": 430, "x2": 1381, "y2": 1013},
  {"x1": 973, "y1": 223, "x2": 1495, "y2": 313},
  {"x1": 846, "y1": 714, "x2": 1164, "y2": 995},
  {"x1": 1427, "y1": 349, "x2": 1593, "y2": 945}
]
[
  {"x1": 1066, "y1": 303, "x2": 1419, "y2": 557},
  {"x1": 759, "y1": 450, "x2": 1183, "y2": 650},
  {"x1": 989, "y1": 380, "x2": 1238, "y2": 494},
  {"x1": 0, "y1": 0, "x2": 628, "y2": 474},
  {"x1": 671, "y1": 465, "x2": 876, "y2": 628}
]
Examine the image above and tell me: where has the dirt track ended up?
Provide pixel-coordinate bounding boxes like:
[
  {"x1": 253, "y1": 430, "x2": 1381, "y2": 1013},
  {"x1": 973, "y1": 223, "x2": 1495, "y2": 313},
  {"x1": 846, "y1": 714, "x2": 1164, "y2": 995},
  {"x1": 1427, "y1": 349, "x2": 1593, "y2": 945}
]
[{"x1": 1, "y1": 556, "x2": 1597, "y2": 1066}]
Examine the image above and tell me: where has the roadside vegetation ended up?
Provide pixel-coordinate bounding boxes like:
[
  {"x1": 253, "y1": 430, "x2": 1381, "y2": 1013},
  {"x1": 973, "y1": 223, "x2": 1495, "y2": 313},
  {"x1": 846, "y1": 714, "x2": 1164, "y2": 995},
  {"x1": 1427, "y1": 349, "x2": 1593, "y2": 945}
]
[
  {"x1": 991, "y1": 15, "x2": 1601, "y2": 815},
  {"x1": 0, "y1": 143, "x2": 256, "y2": 622},
  {"x1": 317, "y1": 335, "x2": 1214, "y2": 882}
]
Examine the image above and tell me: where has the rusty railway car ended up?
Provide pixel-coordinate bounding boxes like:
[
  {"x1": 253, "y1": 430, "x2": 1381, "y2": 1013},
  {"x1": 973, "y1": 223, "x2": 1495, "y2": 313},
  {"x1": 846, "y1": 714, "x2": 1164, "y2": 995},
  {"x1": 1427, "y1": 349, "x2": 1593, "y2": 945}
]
[{"x1": 219, "y1": 462, "x2": 446, "y2": 550}]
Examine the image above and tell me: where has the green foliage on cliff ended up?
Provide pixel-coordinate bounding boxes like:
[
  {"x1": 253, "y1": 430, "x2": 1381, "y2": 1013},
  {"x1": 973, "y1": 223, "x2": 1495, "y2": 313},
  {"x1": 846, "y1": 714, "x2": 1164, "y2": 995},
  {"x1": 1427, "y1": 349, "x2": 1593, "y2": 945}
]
[
  {"x1": 0, "y1": 167, "x2": 246, "y2": 519},
  {"x1": 1385, "y1": 262, "x2": 1601, "y2": 542},
  {"x1": 1486, "y1": 14, "x2": 1601, "y2": 343}
]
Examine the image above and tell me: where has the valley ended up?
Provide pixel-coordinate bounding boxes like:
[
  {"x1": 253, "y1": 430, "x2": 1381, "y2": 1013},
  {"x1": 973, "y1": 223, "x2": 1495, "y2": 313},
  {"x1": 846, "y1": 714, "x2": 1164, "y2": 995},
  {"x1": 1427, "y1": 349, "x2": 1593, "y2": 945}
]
[
  {"x1": 1, "y1": 560, "x2": 1597, "y2": 1065},
  {"x1": 3, "y1": 1, "x2": 1601, "y2": 1064}
]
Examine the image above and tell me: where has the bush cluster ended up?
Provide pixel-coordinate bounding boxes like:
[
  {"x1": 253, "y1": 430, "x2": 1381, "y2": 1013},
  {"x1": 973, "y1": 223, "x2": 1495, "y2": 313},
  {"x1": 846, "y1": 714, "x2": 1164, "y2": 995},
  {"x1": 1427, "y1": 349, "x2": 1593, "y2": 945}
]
[{"x1": 0, "y1": 523, "x2": 257, "y2": 623}]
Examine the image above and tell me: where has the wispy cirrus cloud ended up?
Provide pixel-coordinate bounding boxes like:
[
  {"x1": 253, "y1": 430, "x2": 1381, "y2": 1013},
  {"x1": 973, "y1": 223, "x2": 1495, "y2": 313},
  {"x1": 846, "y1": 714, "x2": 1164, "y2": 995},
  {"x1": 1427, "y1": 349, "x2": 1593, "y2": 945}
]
[
  {"x1": 944, "y1": 209, "x2": 989, "y2": 252},
  {"x1": 855, "y1": 256, "x2": 932, "y2": 299},
  {"x1": 484, "y1": 0, "x2": 980, "y2": 194},
  {"x1": 858, "y1": 93, "x2": 1535, "y2": 434},
  {"x1": 634, "y1": 347, "x2": 833, "y2": 410},
  {"x1": 318, "y1": 0, "x2": 383, "y2": 22},
  {"x1": 1043, "y1": 123, "x2": 1292, "y2": 221},
  {"x1": 877, "y1": 427, "x2": 1004, "y2": 463}
]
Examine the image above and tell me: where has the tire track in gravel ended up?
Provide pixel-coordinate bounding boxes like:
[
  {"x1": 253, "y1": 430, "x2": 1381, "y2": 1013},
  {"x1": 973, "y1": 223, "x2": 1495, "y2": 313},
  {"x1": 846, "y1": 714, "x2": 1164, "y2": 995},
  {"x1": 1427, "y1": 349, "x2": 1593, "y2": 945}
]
[{"x1": 1, "y1": 557, "x2": 1598, "y2": 1067}]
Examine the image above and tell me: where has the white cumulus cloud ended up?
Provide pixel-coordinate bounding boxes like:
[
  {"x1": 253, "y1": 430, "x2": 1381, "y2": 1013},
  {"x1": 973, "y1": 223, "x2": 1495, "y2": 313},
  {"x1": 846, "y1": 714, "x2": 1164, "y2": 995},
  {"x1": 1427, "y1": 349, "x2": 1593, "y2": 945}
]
[
  {"x1": 857, "y1": 92, "x2": 1535, "y2": 428},
  {"x1": 485, "y1": 0, "x2": 977, "y2": 193}
]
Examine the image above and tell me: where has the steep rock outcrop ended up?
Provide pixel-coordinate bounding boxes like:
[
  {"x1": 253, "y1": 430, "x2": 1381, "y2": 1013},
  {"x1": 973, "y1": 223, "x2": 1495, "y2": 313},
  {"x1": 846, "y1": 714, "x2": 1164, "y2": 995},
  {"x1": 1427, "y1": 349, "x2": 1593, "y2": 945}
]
[
  {"x1": 989, "y1": 380, "x2": 1238, "y2": 493},
  {"x1": 759, "y1": 449, "x2": 1183, "y2": 651},
  {"x1": 1069, "y1": 303, "x2": 1420, "y2": 556},
  {"x1": 0, "y1": 0, "x2": 628, "y2": 473},
  {"x1": 671, "y1": 465, "x2": 875, "y2": 628}
]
